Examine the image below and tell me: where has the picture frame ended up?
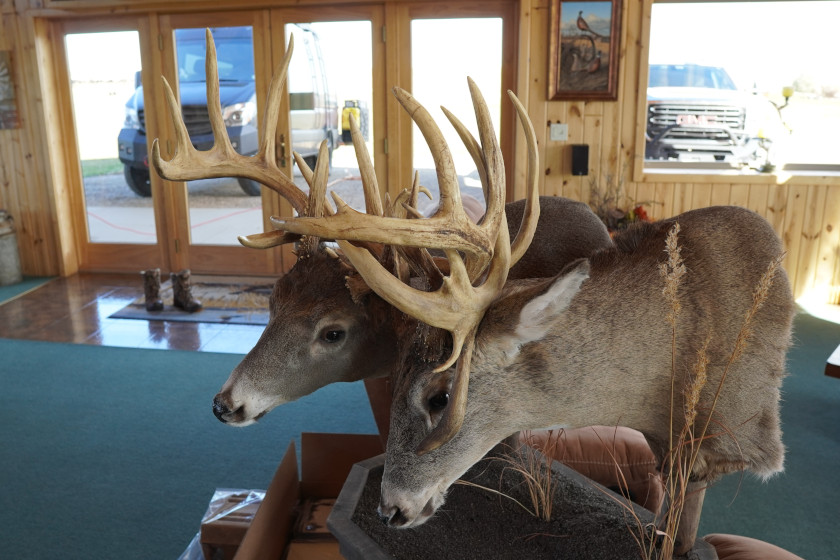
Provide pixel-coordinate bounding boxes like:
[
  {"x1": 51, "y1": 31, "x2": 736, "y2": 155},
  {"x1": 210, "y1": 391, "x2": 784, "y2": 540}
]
[
  {"x1": 548, "y1": 0, "x2": 622, "y2": 101},
  {"x1": 0, "y1": 51, "x2": 20, "y2": 129}
]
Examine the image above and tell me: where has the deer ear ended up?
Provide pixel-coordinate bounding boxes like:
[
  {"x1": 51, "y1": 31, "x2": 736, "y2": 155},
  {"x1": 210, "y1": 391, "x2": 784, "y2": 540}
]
[{"x1": 514, "y1": 259, "x2": 589, "y2": 344}]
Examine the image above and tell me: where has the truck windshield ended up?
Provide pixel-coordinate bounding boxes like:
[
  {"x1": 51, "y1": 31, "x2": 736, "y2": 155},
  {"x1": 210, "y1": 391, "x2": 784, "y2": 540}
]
[
  {"x1": 648, "y1": 64, "x2": 737, "y2": 90},
  {"x1": 176, "y1": 33, "x2": 255, "y2": 83}
]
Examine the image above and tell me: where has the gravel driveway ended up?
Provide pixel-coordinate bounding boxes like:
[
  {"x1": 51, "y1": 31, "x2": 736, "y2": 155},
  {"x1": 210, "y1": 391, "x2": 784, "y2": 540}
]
[{"x1": 83, "y1": 146, "x2": 486, "y2": 216}]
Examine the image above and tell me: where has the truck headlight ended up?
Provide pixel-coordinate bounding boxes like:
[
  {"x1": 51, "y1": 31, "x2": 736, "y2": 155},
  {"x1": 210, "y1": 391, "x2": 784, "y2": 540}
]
[
  {"x1": 223, "y1": 96, "x2": 257, "y2": 127},
  {"x1": 124, "y1": 107, "x2": 141, "y2": 130}
]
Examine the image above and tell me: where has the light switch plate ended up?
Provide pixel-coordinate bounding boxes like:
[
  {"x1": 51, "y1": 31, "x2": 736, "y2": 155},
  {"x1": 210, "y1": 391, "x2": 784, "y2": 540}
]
[{"x1": 549, "y1": 123, "x2": 568, "y2": 141}]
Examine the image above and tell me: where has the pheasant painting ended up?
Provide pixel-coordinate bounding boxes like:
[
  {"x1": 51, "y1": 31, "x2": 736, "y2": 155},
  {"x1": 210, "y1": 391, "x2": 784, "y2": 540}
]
[{"x1": 551, "y1": 1, "x2": 618, "y2": 99}]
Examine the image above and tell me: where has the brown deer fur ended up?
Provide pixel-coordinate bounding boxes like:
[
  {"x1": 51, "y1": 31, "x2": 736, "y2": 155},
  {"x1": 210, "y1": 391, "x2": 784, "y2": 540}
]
[{"x1": 377, "y1": 206, "x2": 794, "y2": 530}]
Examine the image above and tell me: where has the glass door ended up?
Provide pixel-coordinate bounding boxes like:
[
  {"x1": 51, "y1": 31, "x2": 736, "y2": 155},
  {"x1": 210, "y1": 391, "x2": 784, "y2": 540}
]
[
  {"x1": 403, "y1": 3, "x2": 517, "y2": 212},
  {"x1": 282, "y1": 19, "x2": 376, "y2": 213},
  {"x1": 65, "y1": 30, "x2": 157, "y2": 245},
  {"x1": 59, "y1": 18, "x2": 164, "y2": 272},
  {"x1": 410, "y1": 17, "x2": 504, "y2": 216},
  {"x1": 157, "y1": 8, "x2": 382, "y2": 275},
  {"x1": 264, "y1": 5, "x2": 383, "y2": 225},
  {"x1": 157, "y1": 12, "x2": 277, "y2": 275}
]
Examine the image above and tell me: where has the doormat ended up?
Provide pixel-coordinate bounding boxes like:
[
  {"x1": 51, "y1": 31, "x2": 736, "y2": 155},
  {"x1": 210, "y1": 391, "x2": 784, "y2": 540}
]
[{"x1": 110, "y1": 281, "x2": 273, "y2": 325}]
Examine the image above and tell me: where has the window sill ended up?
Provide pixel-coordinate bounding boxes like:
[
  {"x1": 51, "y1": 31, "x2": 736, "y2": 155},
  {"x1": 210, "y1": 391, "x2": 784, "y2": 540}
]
[{"x1": 641, "y1": 162, "x2": 840, "y2": 185}]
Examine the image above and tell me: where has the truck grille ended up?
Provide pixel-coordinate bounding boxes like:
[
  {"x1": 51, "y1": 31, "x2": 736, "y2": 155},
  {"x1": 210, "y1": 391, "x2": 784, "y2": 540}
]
[
  {"x1": 138, "y1": 106, "x2": 212, "y2": 136},
  {"x1": 648, "y1": 104, "x2": 745, "y2": 141}
]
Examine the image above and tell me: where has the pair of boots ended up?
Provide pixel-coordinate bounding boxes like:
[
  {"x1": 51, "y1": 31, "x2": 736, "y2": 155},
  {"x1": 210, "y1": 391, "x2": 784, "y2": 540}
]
[{"x1": 141, "y1": 268, "x2": 202, "y2": 313}]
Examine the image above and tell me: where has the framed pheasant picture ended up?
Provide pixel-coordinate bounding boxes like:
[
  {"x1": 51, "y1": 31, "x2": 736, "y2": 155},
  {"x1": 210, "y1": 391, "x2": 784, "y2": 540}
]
[
  {"x1": 0, "y1": 51, "x2": 19, "y2": 129},
  {"x1": 548, "y1": 0, "x2": 622, "y2": 100}
]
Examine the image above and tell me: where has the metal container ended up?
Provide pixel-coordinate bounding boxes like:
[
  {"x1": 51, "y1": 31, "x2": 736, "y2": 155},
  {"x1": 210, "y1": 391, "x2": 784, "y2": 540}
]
[{"x1": 0, "y1": 210, "x2": 23, "y2": 286}]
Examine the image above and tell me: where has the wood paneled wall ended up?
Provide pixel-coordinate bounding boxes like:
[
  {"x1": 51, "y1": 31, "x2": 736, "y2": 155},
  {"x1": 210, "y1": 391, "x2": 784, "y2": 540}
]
[
  {"x1": 1, "y1": 7, "x2": 78, "y2": 277},
  {"x1": 514, "y1": 0, "x2": 840, "y2": 303},
  {"x1": 1, "y1": 0, "x2": 838, "y2": 302}
]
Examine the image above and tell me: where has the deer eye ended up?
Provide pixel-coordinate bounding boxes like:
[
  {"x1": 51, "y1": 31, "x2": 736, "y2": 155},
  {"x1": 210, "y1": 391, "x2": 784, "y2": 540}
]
[
  {"x1": 320, "y1": 329, "x2": 345, "y2": 343},
  {"x1": 428, "y1": 392, "x2": 449, "y2": 411}
]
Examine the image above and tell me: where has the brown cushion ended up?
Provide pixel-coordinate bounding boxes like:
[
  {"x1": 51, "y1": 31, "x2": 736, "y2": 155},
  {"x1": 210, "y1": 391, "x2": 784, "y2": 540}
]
[
  {"x1": 519, "y1": 426, "x2": 664, "y2": 512},
  {"x1": 704, "y1": 534, "x2": 805, "y2": 560}
]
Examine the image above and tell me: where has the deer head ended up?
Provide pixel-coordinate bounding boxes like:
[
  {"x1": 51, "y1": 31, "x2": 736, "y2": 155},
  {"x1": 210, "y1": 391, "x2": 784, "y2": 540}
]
[
  {"x1": 152, "y1": 30, "x2": 616, "y2": 427},
  {"x1": 276, "y1": 77, "x2": 542, "y2": 452},
  {"x1": 151, "y1": 30, "x2": 391, "y2": 424}
]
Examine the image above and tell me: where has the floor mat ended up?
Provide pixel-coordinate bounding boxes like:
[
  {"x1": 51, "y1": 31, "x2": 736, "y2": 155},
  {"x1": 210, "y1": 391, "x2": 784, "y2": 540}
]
[{"x1": 110, "y1": 280, "x2": 272, "y2": 325}]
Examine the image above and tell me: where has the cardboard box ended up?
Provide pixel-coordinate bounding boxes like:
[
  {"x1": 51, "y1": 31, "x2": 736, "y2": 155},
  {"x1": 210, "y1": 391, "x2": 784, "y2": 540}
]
[
  {"x1": 229, "y1": 432, "x2": 383, "y2": 560},
  {"x1": 200, "y1": 490, "x2": 265, "y2": 560}
]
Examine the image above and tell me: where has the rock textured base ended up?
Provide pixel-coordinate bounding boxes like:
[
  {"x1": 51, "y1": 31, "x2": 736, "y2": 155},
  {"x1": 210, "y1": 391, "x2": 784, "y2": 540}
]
[{"x1": 330, "y1": 448, "x2": 717, "y2": 560}]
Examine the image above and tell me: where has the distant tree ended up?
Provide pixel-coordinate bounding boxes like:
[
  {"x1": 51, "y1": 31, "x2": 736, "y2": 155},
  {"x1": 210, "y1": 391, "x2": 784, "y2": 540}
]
[
  {"x1": 792, "y1": 74, "x2": 817, "y2": 94},
  {"x1": 821, "y1": 84, "x2": 839, "y2": 99}
]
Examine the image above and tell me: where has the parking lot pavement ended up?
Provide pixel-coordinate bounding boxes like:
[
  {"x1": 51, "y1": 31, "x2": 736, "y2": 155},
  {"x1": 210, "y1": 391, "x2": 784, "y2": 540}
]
[{"x1": 81, "y1": 147, "x2": 486, "y2": 245}]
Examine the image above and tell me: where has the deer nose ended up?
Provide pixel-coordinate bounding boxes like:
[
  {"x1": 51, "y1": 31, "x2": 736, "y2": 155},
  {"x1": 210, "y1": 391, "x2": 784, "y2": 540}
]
[
  {"x1": 212, "y1": 395, "x2": 244, "y2": 423},
  {"x1": 377, "y1": 504, "x2": 409, "y2": 527},
  {"x1": 212, "y1": 397, "x2": 231, "y2": 422}
]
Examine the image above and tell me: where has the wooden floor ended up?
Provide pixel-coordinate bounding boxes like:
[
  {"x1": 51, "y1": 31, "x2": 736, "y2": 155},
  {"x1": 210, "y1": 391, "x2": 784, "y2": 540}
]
[{"x1": 0, "y1": 273, "x2": 265, "y2": 353}]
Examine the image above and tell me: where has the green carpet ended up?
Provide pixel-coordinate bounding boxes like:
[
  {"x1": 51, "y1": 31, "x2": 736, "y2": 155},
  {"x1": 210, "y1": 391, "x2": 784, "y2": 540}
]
[
  {"x1": 0, "y1": 311, "x2": 837, "y2": 559},
  {"x1": 697, "y1": 311, "x2": 840, "y2": 559},
  {"x1": 0, "y1": 276, "x2": 53, "y2": 305},
  {"x1": 0, "y1": 340, "x2": 377, "y2": 559}
]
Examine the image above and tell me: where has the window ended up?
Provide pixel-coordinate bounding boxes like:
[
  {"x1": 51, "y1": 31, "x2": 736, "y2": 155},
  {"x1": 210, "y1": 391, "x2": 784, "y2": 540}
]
[{"x1": 644, "y1": 1, "x2": 840, "y2": 172}]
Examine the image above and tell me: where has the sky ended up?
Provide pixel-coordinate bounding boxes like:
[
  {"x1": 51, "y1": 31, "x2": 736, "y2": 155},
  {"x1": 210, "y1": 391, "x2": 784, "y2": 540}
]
[
  {"x1": 649, "y1": 1, "x2": 840, "y2": 92},
  {"x1": 65, "y1": 31, "x2": 141, "y2": 83}
]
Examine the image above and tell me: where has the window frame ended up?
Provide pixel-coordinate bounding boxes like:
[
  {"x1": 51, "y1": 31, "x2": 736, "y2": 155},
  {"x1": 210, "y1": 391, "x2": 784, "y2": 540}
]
[{"x1": 634, "y1": 0, "x2": 840, "y2": 186}]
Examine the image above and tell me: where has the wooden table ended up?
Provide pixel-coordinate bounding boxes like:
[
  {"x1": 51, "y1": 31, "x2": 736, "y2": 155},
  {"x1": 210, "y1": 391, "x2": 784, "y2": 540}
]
[{"x1": 827, "y1": 344, "x2": 840, "y2": 378}]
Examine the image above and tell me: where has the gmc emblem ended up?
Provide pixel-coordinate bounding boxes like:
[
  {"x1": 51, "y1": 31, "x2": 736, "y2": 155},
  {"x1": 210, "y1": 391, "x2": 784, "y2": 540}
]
[{"x1": 677, "y1": 114, "x2": 716, "y2": 125}]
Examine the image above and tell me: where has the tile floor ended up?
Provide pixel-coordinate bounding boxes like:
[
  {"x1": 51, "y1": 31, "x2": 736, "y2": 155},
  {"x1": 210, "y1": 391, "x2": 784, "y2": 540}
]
[{"x1": 0, "y1": 273, "x2": 265, "y2": 353}]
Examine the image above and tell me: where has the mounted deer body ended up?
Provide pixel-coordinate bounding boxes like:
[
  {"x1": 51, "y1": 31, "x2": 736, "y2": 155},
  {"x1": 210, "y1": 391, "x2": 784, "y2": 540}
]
[
  {"x1": 362, "y1": 206, "x2": 794, "y2": 529},
  {"x1": 281, "y1": 166, "x2": 794, "y2": 533},
  {"x1": 151, "y1": 30, "x2": 613, "y2": 426}
]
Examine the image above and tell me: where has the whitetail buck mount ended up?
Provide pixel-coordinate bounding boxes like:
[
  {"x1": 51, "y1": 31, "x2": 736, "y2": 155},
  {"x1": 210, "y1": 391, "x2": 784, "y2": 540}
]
[
  {"x1": 151, "y1": 30, "x2": 614, "y2": 425},
  {"x1": 281, "y1": 200, "x2": 795, "y2": 533}
]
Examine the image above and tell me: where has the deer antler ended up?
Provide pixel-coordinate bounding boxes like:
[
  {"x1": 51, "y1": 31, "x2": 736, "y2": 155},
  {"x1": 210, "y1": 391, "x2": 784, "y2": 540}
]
[
  {"x1": 151, "y1": 29, "x2": 388, "y2": 253},
  {"x1": 276, "y1": 79, "x2": 540, "y2": 454},
  {"x1": 152, "y1": 29, "x2": 307, "y2": 213},
  {"x1": 273, "y1": 83, "x2": 504, "y2": 276}
]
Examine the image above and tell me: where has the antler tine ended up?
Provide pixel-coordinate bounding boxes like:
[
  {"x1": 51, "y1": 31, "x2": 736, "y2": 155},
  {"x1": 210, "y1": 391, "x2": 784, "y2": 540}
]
[
  {"x1": 393, "y1": 172, "x2": 432, "y2": 219},
  {"x1": 440, "y1": 87, "x2": 540, "y2": 270},
  {"x1": 393, "y1": 89, "x2": 464, "y2": 220},
  {"x1": 292, "y1": 151, "x2": 315, "y2": 188},
  {"x1": 152, "y1": 30, "x2": 308, "y2": 214},
  {"x1": 273, "y1": 87, "x2": 497, "y2": 261},
  {"x1": 238, "y1": 230, "x2": 301, "y2": 249},
  {"x1": 349, "y1": 113, "x2": 384, "y2": 217},
  {"x1": 298, "y1": 140, "x2": 333, "y2": 255},
  {"x1": 439, "y1": 107, "x2": 488, "y2": 205},
  {"x1": 437, "y1": 77, "x2": 505, "y2": 279},
  {"x1": 203, "y1": 29, "x2": 233, "y2": 161},
  {"x1": 507, "y1": 90, "x2": 540, "y2": 265},
  {"x1": 465, "y1": 78, "x2": 505, "y2": 234}
]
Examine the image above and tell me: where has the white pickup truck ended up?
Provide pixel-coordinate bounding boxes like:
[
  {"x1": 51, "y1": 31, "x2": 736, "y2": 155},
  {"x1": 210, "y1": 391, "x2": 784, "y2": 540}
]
[{"x1": 645, "y1": 64, "x2": 785, "y2": 169}]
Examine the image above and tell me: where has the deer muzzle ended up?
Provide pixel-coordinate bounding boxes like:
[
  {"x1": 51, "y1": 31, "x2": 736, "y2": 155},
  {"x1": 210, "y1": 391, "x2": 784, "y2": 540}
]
[
  {"x1": 377, "y1": 486, "x2": 445, "y2": 528},
  {"x1": 212, "y1": 392, "x2": 266, "y2": 426}
]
